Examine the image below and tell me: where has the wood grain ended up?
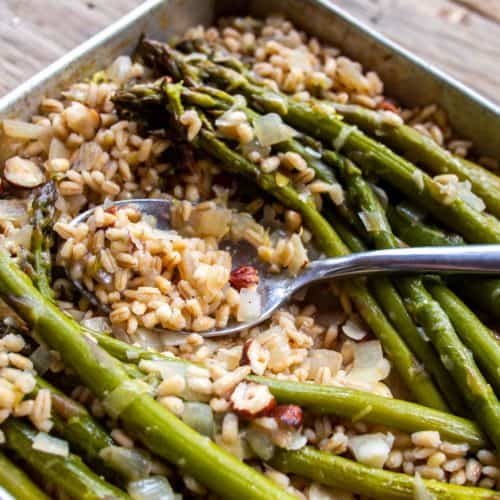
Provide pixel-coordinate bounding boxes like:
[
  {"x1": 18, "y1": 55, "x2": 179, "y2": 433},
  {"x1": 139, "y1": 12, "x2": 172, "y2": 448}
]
[{"x1": 0, "y1": 0, "x2": 498, "y2": 104}]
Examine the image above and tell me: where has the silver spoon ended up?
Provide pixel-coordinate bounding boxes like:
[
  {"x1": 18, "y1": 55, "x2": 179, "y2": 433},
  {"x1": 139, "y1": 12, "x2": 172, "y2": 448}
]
[{"x1": 71, "y1": 198, "x2": 500, "y2": 337}]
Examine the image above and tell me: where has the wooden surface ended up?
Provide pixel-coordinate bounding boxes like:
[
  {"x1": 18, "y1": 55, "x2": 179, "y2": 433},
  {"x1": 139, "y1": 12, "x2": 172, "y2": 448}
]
[{"x1": 0, "y1": 0, "x2": 499, "y2": 104}]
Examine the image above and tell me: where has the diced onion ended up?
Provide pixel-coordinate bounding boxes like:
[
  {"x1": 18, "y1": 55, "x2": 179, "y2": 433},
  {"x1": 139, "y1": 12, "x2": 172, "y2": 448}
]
[
  {"x1": 309, "y1": 349, "x2": 343, "y2": 378},
  {"x1": 333, "y1": 125, "x2": 355, "y2": 151},
  {"x1": 412, "y1": 170, "x2": 425, "y2": 192},
  {"x1": 2, "y1": 119, "x2": 47, "y2": 140},
  {"x1": 414, "y1": 472, "x2": 436, "y2": 500},
  {"x1": 342, "y1": 316, "x2": 367, "y2": 341},
  {"x1": 134, "y1": 327, "x2": 163, "y2": 351},
  {"x1": 254, "y1": 113, "x2": 297, "y2": 147},
  {"x1": 286, "y1": 47, "x2": 313, "y2": 72},
  {"x1": 457, "y1": 180, "x2": 486, "y2": 213},
  {"x1": 102, "y1": 380, "x2": 150, "y2": 419},
  {"x1": 188, "y1": 207, "x2": 231, "y2": 239},
  {"x1": 246, "y1": 429, "x2": 275, "y2": 460},
  {"x1": 100, "y1": 446, "x2": 152, "y2": 481},
  {"x1": 237, "y1": 287, "x2": 261, "y2": 322},
  {"x1": 358, "y1": 210, "x2": 389, "y2": 233},
  {"x1": 0, "y1": 199, "x2": 28, "y2": 221},
  {"x1": 32, "y1": 432, "x2": 69, "y2": 458},
  {"x1": 107, "y1": 56, "x2": 133, "y2": 84},
  {"x1": 30, "y1": 344, "x2": 51, "y2": 375},
  {"x1": 81, "y1": 316, "x2": 110, "y2": 332},
  {"x1": 287, "y1": 234, "x2": 309, "y2": 276},
  {"x1": 347, "y1": 340, "x2": 391, "y2": 383},
  {"x1": 128, "y1": 477, "x2": 175, "y2": 500},
  {"x1": 138, "y1": 360, "x2": 186, "y2": 381},
  {"x1": 182, "y1": 402, "x2": 214, "y2": 437},
  {"x1": 278, "y1": 430, "x2": 307, "y2": 451},
  {"x1": 348, "y1": 432, "x2": 393, "y2": 468}
]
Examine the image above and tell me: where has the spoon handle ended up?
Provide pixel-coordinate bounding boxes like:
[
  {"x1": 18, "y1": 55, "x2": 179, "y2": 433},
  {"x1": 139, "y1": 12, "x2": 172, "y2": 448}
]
[{"x1": 301, "y1": 245, "x2": 500, "y2": 284}]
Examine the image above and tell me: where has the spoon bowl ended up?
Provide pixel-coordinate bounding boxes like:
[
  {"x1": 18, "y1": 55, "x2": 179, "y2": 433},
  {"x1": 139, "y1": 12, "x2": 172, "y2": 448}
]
[{"x1": 71, "y1": 198, "x2": 500, "y2": 337}]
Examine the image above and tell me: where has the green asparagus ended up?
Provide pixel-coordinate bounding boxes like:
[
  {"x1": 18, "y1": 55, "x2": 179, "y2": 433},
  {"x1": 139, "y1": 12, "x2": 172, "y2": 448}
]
[
  {"x1": 174, "y1": 47, "x2": 500, "y2": 244},
  {"x1": 323, "y1": 150, "x2": 465, "y2": 414},
  {"x1": 115, "y1": 79, "x2": 449, "y2": 410},
  {"x1": 0, "y1": 248, "x2": 294, "y2": 500},
  {"x1": 85, "y1": 330, "x2": 486, "y2": 447},
  {"x1": 30, "y1": 181, "x2": 57, "y2": 301},
  {"x1": 388, "y1": 203, "x2": 500, "y2": 320},
  {"x1": 426, "y1": 283, "x2": 500, "y2": 395},
  {"x1": 328, "y1": 152, "x2": 500, "y2": 448},
  {"x1": 331, "y1": 102, "x2": 500, "y2": 219},
  {"x1": 0, "y1": 450, "x2": 50, "y2": 500},
  {"x1": 270, "y1": 447, "x2": 498, "y2": 500},
  {"x1": 2, "y1": 419, "x2": 129, "y2": 499}
]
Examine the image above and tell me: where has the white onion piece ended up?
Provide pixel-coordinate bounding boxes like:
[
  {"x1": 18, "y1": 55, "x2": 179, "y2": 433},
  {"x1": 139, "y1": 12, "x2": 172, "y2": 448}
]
[
  {"x1": 287, "y1": 47, "x2": 313, "y2": 72},
  {"x1": 128, "y1": 477, "x2": 175, "y2": 500},
  {"x1": 7, "y1": 225, "x2": 33, "y2": 248},
  {"x1": 278, "y1": 430, "x2": 307, "y2": 451},
  {"x1": 134, "y1": 327, "x2": 163, "y2": 351},
  {"x1": 333, "y1": 125, "x2": 355, "y2": 151},
  {"x1": 411, "y1": 170, "x2": 425, "y2": 192},
  {"x1": 4, "y1": 157, "x2": 45, "y2": 188},
  {"x1": 107, "y1": 56, "x2": 133, "y2": 84},
  {"x1": 309, "y1": 349, "x2": 343, "y2": 378},
  {"x1": 348, "y1": 433, "x2": 393, "y2": 468},
  {"x1": 287, "y1": 234, "x2": 309, "y2": 275},
  {"x1": 189, "y1": 208, "x2": 231, "y2": 239},
  {"x1": 2, "y1": 119, "x2": 46, "y2": 140},
  {"x1": 342, "y1": 316, "x2": 367, "y2": 341},
  {"x1": 237, "y1": 287, "x2": 261, "y2": 322},
  {"x1": 182, "y1": 402, "x2": 214, "y2": 437},
  {"x1": 0, "y1": 199, "x2": 28, "y2": 221},
  {"x1": 347, "y1": 340, "x2": 391, "y2": 383},
  {"x1": 358, "y1": 210, "x2": 389, "y2": 233},
  {"x1": 414, "y1": 472, "x2": 436, "y2": 500},
  {"x1": 246, "y1": 429, "x2": 275, "y2": 460},
  {"x1": 457, "y1": 180, "x2": 486, "y2": 212},
  {"x1": 32, "y1": 432, "x2": 69, "y2": 458},
  {"x1": 138, "y1": 360, "x2": 186, "y2": 381},
  {"x1": 30, "y1": 344, "x2": 51, "y2": 375},
  {"x1": 81, "y1": 316, "x2": 110, "y2": 332},
  {"x1": 254, "y1": 113, "x2": 297, "y2": 147},
  {"x1": 100, "y1": 446, "x2": 152, "y2": 481}
]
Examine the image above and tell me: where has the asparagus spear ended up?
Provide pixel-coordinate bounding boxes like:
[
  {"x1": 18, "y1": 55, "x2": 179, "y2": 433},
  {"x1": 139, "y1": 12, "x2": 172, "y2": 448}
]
[
  {"x1": 426, "y1": 283, "x2": 500, "y2": 395},
  {"x1": 196, "y1": 123, "x2": 446, "y2": 410},
  {"x1": 402, "y1": 280, "x2": 500, "y2": 451},
  {"x1": 2, "y1": 419, "x2": 129, "y2": 499},
  {"x1": 388, "y1": 203, "x2": 500, "y2": 320},
  {"x1": 270, "y1": 447, "x2": 497, "y2": 500},
  {"x1": 85, "y1": 330, "x2": 486, "y2": 448},
  {"x1": 331, "y1": 102, "x2": 500, "y2": 219},
  {"x1": 388, "y1": 202, "x2": 465, "y2": 247},
  {"x1": 250, "y1": 377, "x2": 484, "y2": 448},
  {"x1": 30, "y1": 181, "x2": 57, "y2": 300},
  {"x1": 0, "y1": 450, "x2": 50, "y2": 500},
  {"x1": 329, "y1": 154, "x2": 500, "y2": 449},
  {"x1": 322, "y1": 150, "x2": 465, "y2": 414},
  {"x1": 170, "y1": 48, "x2": 500, "y2": 244},
  {"x1": 33, "y1": 378, "x2": 117, "y2": 477},
  {"x1": 0, "y1": 249, "x2": 294, "y2": 500},
  {"x1": 116, "y1": 79, "x2": 448, "y2": 410}
]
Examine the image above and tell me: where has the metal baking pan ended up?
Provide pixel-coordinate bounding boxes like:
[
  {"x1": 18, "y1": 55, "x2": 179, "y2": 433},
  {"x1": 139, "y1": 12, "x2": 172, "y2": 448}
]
[{"x1": 1, "y1": 0, "x2": 499, "y2": 158}]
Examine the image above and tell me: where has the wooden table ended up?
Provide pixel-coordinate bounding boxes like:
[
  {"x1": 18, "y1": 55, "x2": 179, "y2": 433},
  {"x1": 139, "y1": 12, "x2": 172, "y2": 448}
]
[{"x1": 1, "y1": 0, "x2": 499, "y2": 104}]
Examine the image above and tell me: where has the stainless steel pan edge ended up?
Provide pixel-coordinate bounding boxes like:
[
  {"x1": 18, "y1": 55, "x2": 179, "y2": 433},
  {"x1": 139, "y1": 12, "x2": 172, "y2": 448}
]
[{"x1": 0, "y1": 0, "x2": 498, "y2": 158}]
